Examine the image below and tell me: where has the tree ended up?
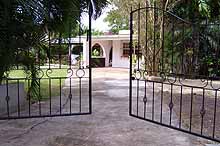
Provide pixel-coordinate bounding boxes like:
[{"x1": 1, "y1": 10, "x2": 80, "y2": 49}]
[
  {"x1": 92, "y1": 29, "x2": 104, "y2": 36},
  {"x1": 108, "y1": 0, "x2": 220, "y2": 76},
  {"x1": 0, "y1": 0, "x2": 109, "y2": 97},
  {"x1": 107, "y1": 0, "x2": 176, "y2": 74},
  {"x1": 170, "y1": 0, "x2": 220, "y2": 77},
  {"x1": 104, "y1": 8, "x2": 129, "y2": 34}
]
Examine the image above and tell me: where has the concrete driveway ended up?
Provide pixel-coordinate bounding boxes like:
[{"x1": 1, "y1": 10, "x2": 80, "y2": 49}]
[{"x1": 0, "y1": 68, "x2": 212, "y2": 146}]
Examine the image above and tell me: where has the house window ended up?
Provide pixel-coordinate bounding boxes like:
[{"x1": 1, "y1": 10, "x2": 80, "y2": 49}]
[
  {"x1": 122, "y1": 49, "x2": 142, "y2": 57},
  {"x1": 123, "y1": 42, "x2": 139, "y2": 49},
  {"x1": 123, "y1": 43, "x2": 130, "y2": 49},
  {"x1": 122, "y1": 49, "x2": 130, "y2": 57}
]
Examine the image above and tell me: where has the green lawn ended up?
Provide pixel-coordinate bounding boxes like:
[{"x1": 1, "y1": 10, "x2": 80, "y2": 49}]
[{"x1": 7, "y1": 69, "x2": 68, "y2": 101}]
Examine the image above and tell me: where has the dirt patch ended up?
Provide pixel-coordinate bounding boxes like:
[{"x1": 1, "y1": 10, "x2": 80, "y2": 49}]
[{"x1": 162, "y1": 85, "x2": 220, "y2": 140}]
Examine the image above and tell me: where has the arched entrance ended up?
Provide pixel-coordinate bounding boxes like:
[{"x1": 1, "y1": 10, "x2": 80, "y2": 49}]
[{"x1": 91, "y1": 43, "x2": 106, "y2": 67}]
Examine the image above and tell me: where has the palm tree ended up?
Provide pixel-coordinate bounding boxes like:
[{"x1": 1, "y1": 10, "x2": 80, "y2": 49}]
[{"x1": 0, "y1": 0, "x2": 109, "y2": 97}]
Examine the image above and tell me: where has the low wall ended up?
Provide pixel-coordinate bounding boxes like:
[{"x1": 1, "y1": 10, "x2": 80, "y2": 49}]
[
  {"x1": 91, "y1": 58, "x2": 106, "y2": 67},
  {"x1": 0, "y1": 83, "x2": 26, "y2": 115}
]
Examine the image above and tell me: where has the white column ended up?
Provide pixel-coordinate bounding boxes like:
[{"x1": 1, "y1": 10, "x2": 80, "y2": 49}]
[
  {"x1": 105, "y1": 47, "x2": 110, "y2": 67},
  {"x1": 112, "y1": 40, "x2": 120, "y2": 67},
  {"x1": 83, "y1": 40, "x2": 88, "y2": 68}
]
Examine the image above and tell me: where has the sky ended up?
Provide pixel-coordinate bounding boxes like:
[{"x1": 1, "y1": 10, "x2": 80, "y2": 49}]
[{"x1": 82, "y1": 6, "x2": 111, "y2": 32}]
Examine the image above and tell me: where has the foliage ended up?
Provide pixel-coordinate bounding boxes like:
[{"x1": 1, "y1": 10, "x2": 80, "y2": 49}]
[
  {"x1": 0, "y1": 0, "x2": 108, "y2": 99},
  {"x1": 92, "y1": 49, "x2": 101, "y2": 57},
  {"x1": 104, "y1": 8, "x2": 129, "y2": 34},
  {"x1": 92, "y1": 29, "x2": 104, "y2": 35},
  {"x1": 92, "y1": 44, "x2": 104, "y2": 57},
  {"x1": 108, "y1": 0, "x2": 220, "y2": 77},
  {"x1": 167, "y1": 1, "x2": 220, "y2": 77},
  {"x1": 72, "y1": 45, "x2": 83, "y2": 55},
  {"x1": 171, "y1": 0, "x2": 220, "y2": 21}
]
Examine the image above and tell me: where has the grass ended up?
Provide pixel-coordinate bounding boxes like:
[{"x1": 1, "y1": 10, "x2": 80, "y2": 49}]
[{"x1": 6, "y1": 68, "x2": 68, "y2": 101}]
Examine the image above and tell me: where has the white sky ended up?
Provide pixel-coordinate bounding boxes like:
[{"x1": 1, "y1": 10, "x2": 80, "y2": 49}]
[{"x1": 82, "y1": 6, "x2": 111, "y2": 31}]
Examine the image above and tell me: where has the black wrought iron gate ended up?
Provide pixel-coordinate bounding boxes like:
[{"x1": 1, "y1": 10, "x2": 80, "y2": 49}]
[
  {"x1": 0, "y1": 3, "x2": 92, "y2": 120},
  {"x1": 129, "y1": 6, "x2": 220, "y2": 143}
]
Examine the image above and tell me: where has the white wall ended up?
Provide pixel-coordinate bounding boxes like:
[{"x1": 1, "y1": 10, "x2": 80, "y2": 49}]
[
  {"x1": 83, "y1": 39, "x2": 89, "y2": 68},
  {"x1": 112, "y1": 40, "x2": 129, "y2": 68},
  {"x1": 83, "y1": 39, "x2": 130, "y2": 68}
]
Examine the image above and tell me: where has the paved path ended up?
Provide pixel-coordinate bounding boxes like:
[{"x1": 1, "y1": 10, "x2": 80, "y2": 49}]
[{"x1": 0, "y1": 68, "x2": 212, "y2": 146}]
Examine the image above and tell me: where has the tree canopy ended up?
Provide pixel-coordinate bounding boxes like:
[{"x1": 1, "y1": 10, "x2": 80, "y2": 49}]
[
  {"x1": 104, "y1": 8, "x2": 129, "y2": 34},
  {"x1": 0, "y1": 0, "x2": 109, "y2": 97},
  {"x1": 107, "y1": 0, "x2": 220, "y2": 22},
  {"x1": 0, "y1": 0, "x2": 109, "y2": 76},
  {"x1": 106, "y1": 0, "x2": 220, "y2": 76}
]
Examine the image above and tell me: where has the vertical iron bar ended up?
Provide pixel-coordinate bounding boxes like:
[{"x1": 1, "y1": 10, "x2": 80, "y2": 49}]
[
  {"x1": 145, "y1": 6, "x2": 148, "y2": 65},
  {"x1": 79, "y1": 2, "x2": 82, "y2": 69},
  {"x1": 28, "y1": 79, "x2": 31, "y2": 116},
  {"x1": 79, "y1": 77, "x2": 82, "y2": 112},
  {"x1": 39, "y1": 79, "x2": 41, "y2": 116},
  {"x1": 17, "y1": 80, "x2": 20, "y2": 117},
  {"x1": 48, "y1": 16, "x2": 51, "y2": 69},
  {"x1": 143, "y1": 4, "x2": 148, "y2": 119},
  {"x1": 4, "y1": 0, "x2": 9, "y2": 118},
  {"x1": 68, "y1": 17, "x2": 72, "y2": 67},
  {"x1": 171, "y1": 16, "x2": 174, "y2": 73},
  {"x1": 213, "y1": 24, "x2": 220, "y2": 133},
  {"x1": 189, "y1": 88, "x2": 193, "y2": 132},
  {"x1": 179, "y1": 86, "x2": 183, "y2": 128},
  {"x1": 49, "y1": 78, "x2": 52, "y2": 115},
  {"x1": 153, "y1": 3, "x2": 156, "y2": 73},
  {"x1": 160, "y1": 83, "x2": 163, "y2": 123},
  {"x1": 68, "y1": 14, "x2": 72, "y2": 114},
  {"x1": 205, "y1": 19, "x2": 208, "y2": 60},
  {"x1": 69, "y1": 78, "x2": 72, "y2": 114},
  {"x1": 192, "y1": 24, "x2": 195, "y2": 76},
  {"x1": 144, "y1": 87, "x2": 147, "y2": 119},
  {"x1": 201, "y1": 89, "x2": 205, "y2": 135},
  {"x1": 137, "y1": 79, "x2": 139, "y2": 116},
  {"x1": 59, "y1": 33, "x2": 62, "y2": 69},
  {"x1": 143, "y1": 78, "x2": 147, "y2": 118},
  {"x1": 169, "y1": 84, "x2": 173, "y2": 126},
  {"x1": 152, "y1": 82, "x2": 155, "y2": 120},
  {"x1": 38, "y1": 40, "x2": 41, "y2": 69},
  {"x1": 181, "y1": 22, "x2": 185, "y2": 74},
  {"x1": 160, "y1": 0, "x2": 165, "y2": 123},
  {"x1": 129, "y1": 7, "x2": 133, "y2": 116},
  {"x1": 136, "y1": 4, "x2": 141, "y2": 117},
  {"x1": 137, "y1": 4, "x2": 140, "y2": 70},
  {"x1": 16, "y1": 49, "x2": 19, "y2": 70},
  {"x1": 6, "y1": 79, "x2": 9, "y2": 117},
  {"x1": 89, "y1": 3, "x2": 92, "y2": 114},
  {"x1": 59, "y1": 78, "x2": 62, "y2": 114},
  {"x1": 217, "y1": 23, "x2": 220, "y2": 75},
  {"x1": 161, "y1": 4, "x2": 165, "y2": 72},
  {"x1": 213, "y1": 90, "x2": 218, "y2": 138}
]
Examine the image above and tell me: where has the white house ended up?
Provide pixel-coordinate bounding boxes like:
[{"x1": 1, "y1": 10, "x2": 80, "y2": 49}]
[{"x1": 72, "y1": 30, "x2": 132, "y2": 68}]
